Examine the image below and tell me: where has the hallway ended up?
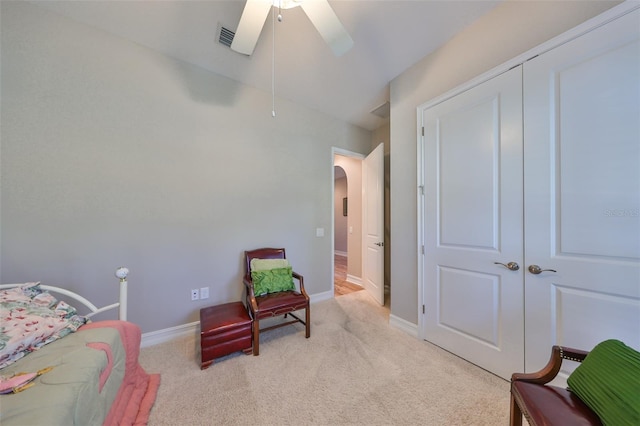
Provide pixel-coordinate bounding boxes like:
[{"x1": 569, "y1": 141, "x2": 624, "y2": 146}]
[{"x1": 334, "y1": 254, "x2": 363, "y2": 297}]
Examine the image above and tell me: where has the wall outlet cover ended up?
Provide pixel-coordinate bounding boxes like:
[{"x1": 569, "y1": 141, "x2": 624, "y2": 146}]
[{"x1": 200, "y1": 287, "x2": 209, "y2": 299}]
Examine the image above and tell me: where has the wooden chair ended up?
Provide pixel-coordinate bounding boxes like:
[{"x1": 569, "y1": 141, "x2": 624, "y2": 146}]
[
  {"x1": 510, "y1": 345, "x2": 602, "y2": 426},
  {"x1": 243, "y1": 248, "x2": 310, "y2": 356}
]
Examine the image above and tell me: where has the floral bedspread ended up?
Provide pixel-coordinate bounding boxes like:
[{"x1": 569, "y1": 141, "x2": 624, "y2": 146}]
[{"x1": 0, "y1": 282, "x2": 87, "y2": 369}]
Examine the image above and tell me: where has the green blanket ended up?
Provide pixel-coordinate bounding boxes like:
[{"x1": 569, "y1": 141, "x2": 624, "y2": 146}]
[{"x1": 567, "y1": 339, "x2": 640, "y2": 426}]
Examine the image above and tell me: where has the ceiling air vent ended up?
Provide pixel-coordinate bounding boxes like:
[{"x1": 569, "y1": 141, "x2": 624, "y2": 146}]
[
  {"x1": 218, "y1": 25, "x2": 235, "y2": 48},
  {"x1": 370, "y1": 101, "x2": 390, "y2": 119}
]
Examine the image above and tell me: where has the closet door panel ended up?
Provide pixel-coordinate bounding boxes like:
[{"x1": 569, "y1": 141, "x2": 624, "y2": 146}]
[
  {"x1": 422, "y1": 66, "x2": 524, "y2": 380},
  {"x1": 558, "y1": 40, "x2": 640, "y2": 259},
  {"x1": 438, "y1": 99, "x2": 497, "y2": 249},
  {"x1": 523, "y1": 8, "x2": 640, "y2": 381}
]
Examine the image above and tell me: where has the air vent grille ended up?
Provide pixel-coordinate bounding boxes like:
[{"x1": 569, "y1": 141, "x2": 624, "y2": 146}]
[
  {"x1": 370, "y1": 101, "x2": 390, "y2": 119},
  {"x1": 218, "y1": 26, "x2": 235, "y2": 48}
]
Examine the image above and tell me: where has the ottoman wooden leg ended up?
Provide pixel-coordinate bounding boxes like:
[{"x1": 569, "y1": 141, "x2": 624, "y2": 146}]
[{"x1": 253, "y1": 319, "x2": 260, "y2": 356}]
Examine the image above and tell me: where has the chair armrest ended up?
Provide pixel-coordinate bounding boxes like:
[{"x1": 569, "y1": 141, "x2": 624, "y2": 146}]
[
  {"x1": 292, "y1": 271, "x2": 309, "y2": 299},
  {"x1": 243, "y1": 276, "x2": 259, "y2": 312},
  {"x1": 558, "y1": 346, "x2": 589, "y2": 362},
  {"x1": 512, "y1": 345, "x2": 589, "y2": 385},
  {"x1": 242, "y1": 276, "x2": 252, "y2": 289}
]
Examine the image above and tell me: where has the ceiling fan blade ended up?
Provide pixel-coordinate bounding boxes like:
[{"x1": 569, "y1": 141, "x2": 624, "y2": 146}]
[
  {"x1": 301, "y1": 0, "x2": 353, "y2": 56},
  {"x1": 231, "y1": 0, "x2": 272, "y2": 56}
]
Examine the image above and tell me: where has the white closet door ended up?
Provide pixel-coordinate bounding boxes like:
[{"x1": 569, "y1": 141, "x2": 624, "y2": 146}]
[
  {"x1": 523, "y1": 8, "x2": 640, "y2": 381},
  {"x1": 422, "y1": 66, "x2": 524, "y2": 380}
]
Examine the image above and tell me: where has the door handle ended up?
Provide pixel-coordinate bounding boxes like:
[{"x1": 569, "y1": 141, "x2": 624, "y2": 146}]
[
  {"x1": 375, "y1": 242, "x2": 384, "y2": 247},
  {"x1": 494, "y1": 261, "x2": 520, "y2": 271},
  {"x1": 528, "y1": 265, "x2": 557, "y2": 275}
]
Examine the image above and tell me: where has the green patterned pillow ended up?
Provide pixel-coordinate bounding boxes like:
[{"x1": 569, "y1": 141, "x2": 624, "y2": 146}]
[
  {"x1": 251, "y1": 266, "x2": 295, "y2": 296},
  {"x1": 567, "y1": 339, "x2": 640, "y2": 426}
]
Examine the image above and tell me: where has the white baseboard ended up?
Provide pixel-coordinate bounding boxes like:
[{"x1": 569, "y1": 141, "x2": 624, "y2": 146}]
[
  {"x1": 346, "y1": 274, "x2": 362, "y2": 285},
  {"x1": 142, "y1": 302, "x2": 421, "y2": 347},
  {"x1": 311, "y1": 290, "x2": 334, "y2": 304},
  {"x1": 389, "y1": 314, "x2": 418, "y2": 338},
  {"x1": 334, "y1": 250, "x2": 347, "y2": 257},
  {"x1": 141, "y1": 321, "x2": 199, "y2": 348},
  {"x1": 141, "y1": 292, "x2": 335, "y2": 347}
]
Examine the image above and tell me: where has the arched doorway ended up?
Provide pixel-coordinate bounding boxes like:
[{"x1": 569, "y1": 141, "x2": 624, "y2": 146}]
[{"x1": 334, "y1": 165, "x2": 350, "y2": 295}]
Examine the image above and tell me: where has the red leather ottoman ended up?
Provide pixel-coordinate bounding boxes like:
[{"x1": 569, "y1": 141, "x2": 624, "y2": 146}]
[{"x1": 200, "y1": 302, "x2": 252, "y2": 369}]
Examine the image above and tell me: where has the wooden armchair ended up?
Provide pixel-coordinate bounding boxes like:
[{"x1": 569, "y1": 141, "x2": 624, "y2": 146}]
[
  {"x1": 242, "y1": 248, "x2": 310, "y2": 356},
  {"x1": 510, "y1": 345, "x2": 602, "y2": 426}
]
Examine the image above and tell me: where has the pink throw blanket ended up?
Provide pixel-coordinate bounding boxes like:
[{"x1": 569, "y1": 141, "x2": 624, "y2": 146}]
[{"x1": 81, "y1": 321, "x2": 160, "y2": 426}]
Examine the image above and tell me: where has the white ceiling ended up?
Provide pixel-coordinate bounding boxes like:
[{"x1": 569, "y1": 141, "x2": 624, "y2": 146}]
[{"x1": 30, "y1": 0, "x2": 502, "y2": 131}]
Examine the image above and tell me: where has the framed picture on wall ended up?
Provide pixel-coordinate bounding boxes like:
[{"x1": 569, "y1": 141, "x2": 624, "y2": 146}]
[{"x1": 343, "y1": 198, "x2": 348, "y2": 216}]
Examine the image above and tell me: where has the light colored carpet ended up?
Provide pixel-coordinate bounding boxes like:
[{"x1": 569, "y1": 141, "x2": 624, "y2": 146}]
[{"x1": 139, "y1": 291, "x2": 510, "y2": 425}]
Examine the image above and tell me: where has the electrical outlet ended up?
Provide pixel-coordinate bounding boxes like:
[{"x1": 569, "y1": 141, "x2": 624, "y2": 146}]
[
  {"x1": 191, "y1": 289, "x2": 199, "y2": 301},
  {"x1": 200, "y1": 287, "x2": 209, "y2": 299}
]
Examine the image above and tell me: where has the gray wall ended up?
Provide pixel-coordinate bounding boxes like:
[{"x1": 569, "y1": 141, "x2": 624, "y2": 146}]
[
  {"x1": 2, "y1": 0, "x2": 622, "y2": 335},
  {"x1": 389, "y1": 0, "x2": 621, "y2": 324},
  {"x1": 0, "y1": 2, "x2": 372, "y2": 333}
]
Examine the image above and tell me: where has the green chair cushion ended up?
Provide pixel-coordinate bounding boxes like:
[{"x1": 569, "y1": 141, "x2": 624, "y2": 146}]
[{"x1": 567, "y1": 339, "x2": 640, "y2": 426}]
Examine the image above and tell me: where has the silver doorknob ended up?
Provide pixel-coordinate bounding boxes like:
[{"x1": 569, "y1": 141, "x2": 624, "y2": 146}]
[
  {"x1": 528, "y1": 265, "x2": 557, "y2": 275},
  {"x1": 494, "y1": 262, "x2": 520, "y2": 271},
  {"x1": 375, "y1": 242, "x2": 384, "y2": 247}
]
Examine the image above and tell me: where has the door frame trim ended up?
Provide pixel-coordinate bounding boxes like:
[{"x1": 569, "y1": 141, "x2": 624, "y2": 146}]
[{"x1": 416, "y1": 0, "x2": 640, "y2": 340}]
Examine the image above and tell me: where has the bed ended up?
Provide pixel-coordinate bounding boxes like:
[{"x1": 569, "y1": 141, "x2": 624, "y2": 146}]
[{"x1": 0, "y1": 268, "x2": 160, "y2": 426}]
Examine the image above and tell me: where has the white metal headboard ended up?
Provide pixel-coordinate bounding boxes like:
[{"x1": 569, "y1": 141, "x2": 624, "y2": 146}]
[{"x1": 0, "y1": 267, "x2": 129, "y2": 321}]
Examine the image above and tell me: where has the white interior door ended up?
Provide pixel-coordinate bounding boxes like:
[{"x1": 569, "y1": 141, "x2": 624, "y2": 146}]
[
  {"x1": 362, "y1": 143, "x2": 384, "y2": 305},
  {"x1": 523, "y1": 8, "x2": 640, "y2": 382},
  {"x1": 422, "y1": 67, "x2": 524, "y2": 379}
]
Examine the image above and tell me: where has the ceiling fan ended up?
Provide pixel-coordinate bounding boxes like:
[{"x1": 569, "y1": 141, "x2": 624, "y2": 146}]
[{"x1": 231, "y1": 0, "x2": 354, "y2": 57}]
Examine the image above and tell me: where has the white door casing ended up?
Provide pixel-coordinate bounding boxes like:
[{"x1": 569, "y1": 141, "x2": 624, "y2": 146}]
[
  {"x1": 421, "y1": 67, "x2": 524, "y2": 380},
  {"x1": 363, "y1": 143, "x2": 385, "y2": 305},
  {"x1": 523, "y1": 8, "x2": 640, "y2": 382}
]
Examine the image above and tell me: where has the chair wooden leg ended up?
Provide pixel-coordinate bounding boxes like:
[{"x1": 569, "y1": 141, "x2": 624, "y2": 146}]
[
  {"x1": 510, "y1": 393, "x2": 523, "y2": 426},
  {"x1": 305, "y1": 305, "x2": 310, "y2": 338},
  {"x1": 252, "y1": 318, "x2": 260, "y2": 356}
]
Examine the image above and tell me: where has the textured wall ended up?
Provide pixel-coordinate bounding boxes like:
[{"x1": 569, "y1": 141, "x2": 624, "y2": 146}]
[{"x1": 1, "y1": 2, "x2": 372, "y2": 333}]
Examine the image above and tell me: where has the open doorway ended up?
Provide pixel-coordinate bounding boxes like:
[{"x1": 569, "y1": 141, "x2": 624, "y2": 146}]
[
  {"x1": 332, "y1": 149, "x2": 365, "y2": 297},
  {"x1": 332, "y1": 145, "x2": 389, "y2": 308},
  {"x1": 334, "y1": 165, "x2": 362, "y2": 296}
]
